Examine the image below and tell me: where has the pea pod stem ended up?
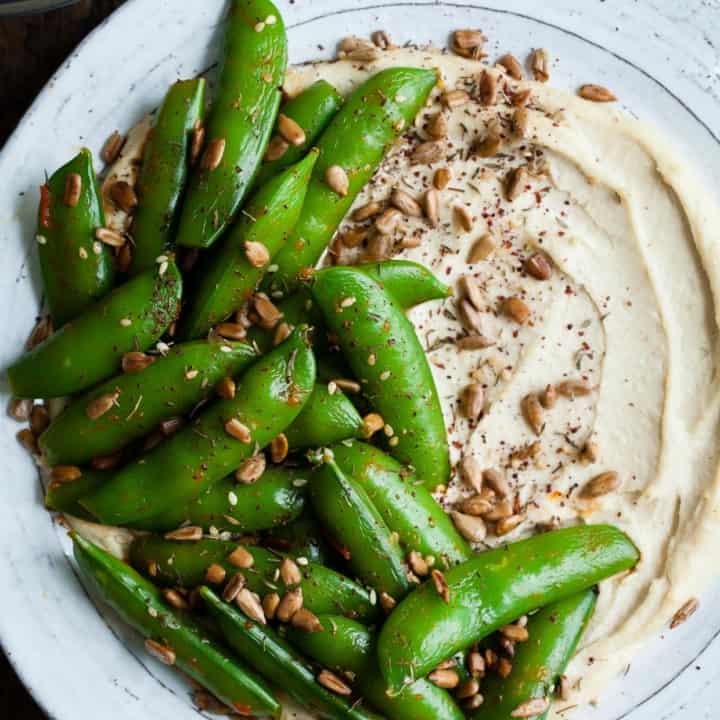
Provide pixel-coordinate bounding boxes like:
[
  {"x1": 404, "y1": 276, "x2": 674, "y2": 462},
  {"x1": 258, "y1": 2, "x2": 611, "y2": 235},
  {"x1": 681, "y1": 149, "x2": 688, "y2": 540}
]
[
  {"x1": 377, "y1": 524, "x2": 639, "y2": 692},
  {"x1": 39, "y1": 339, "x2": 257, "y2": 465},
  {"x1": 265, "y1": 67, "x2": 437, "y2": 295},
  {"x1": 309, "y1": 457, "x2": 410, "y2": 599},
  {"x1": 71, "y1": 532, "x2": 280, "y2": 717},
  {"x1": 253, "y1": 79, "x2": 343, "y2": 187},
  {"x1": 79, "y1": 328, "x2": 315, "y2": 524},
  {"x1": 38, "y1": 149, "x2": 115, "y2": 326},
  {"x1": 181, "y1": 150, "x2": 318, "y2": 339},
  {"x1": 312, "y1": 266, "x2": 449, "y2": 490},
  {"x1": 8, "y1": 261, "x2": 182, "y2": 398},
  {"x1": 287, "y1": 615, "x2": 465, "y2": 720},
  {"x1": 177, "y1": 0, "x2": 287, "y2": 248},
  {"x1": 200, "y1": 587, "x2": 381, "y2": 720},
  {"x1": 130, "y1": 78, "x2": 206, "y2": 273},
  {"x1": 475, "y1": 589, "x2": 598, "y2": 720},
  {"x1": 129, "y1": 536, "x2": 377, "y2": 622}
]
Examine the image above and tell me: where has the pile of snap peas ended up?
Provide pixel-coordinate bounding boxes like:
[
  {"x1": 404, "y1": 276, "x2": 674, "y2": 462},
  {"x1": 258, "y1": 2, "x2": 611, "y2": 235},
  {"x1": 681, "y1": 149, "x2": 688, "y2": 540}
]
[{"x1": 6, "y1": 1, "x2": 641, "y2": 717}]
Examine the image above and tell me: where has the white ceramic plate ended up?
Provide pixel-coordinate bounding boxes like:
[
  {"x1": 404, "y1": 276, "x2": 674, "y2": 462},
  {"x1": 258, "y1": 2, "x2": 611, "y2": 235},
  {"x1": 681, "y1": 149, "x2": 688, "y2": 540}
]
[{"x1": 2, "y1": 1, "x2": 720, "y2": 718}]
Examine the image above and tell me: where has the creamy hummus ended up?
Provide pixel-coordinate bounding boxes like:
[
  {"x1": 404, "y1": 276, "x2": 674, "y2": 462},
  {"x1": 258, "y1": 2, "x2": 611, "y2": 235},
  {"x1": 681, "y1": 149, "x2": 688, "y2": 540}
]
[{"x1": 284, "y1": 47, "x2": 720, "y2": 714}]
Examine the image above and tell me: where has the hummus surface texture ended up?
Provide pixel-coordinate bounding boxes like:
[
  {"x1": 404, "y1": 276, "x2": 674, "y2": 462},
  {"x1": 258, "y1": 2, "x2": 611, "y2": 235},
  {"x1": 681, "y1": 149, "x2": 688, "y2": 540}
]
[{"x1": 282, "y1": 47, "x2": 720, "y2": 715}]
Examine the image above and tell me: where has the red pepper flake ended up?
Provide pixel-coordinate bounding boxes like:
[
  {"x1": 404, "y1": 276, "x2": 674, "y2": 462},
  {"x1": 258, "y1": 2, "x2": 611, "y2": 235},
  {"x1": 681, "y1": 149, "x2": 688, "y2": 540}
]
[{"x1": 39, "y1": 184, "x2": 52, "y2": 229}]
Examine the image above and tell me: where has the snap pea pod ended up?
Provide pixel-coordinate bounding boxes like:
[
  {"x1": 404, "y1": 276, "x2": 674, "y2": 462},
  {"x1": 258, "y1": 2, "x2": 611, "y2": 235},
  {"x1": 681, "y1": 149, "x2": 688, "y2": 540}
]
[
  {"x1": 263, "y1": 508, "x2": 330, "y2": 564},
  {"x1": 312, "y1": 266, "x2": 449, "y2": 490},
  {"x1": 358, "y1": 261, "x2": 451, "y2": 309},
  {"x1": 475, "y1": 589, "x2": 597, "y2": 720},
  {"x1": 132, "y1": 465, "x2": 307, "y2": 533},
  {"x1": 377, "y1": 524, "x2": 639, "y2": 691},
  {"x1": 310, "y1": 458, "x2": 410, "y2": 599},
  {"x1": 79, "y1": 328, "x2": 315, "y2": 524},
  {"x1": 130, "y1": 536, "x2": 377, "y2": 622},
  {"x1": 288, "y1": 615, "x2": 464, "y2": 720},
  {"x1": 37, "y1": 149, "x2": 115, "y2": 326},
  {"x1": 254, "y1": 80, "x2": 343, "y2": 187},
  {"x1": 39, "y1": 340, "x2": 257, "y2": 465},
  {"x1": 200, "y1": 588, "x2": 382, "y2": 720},
  {"x1": 129, "y1": 79, "x2": 206, "y2": 273},
  {"x1": 8, "y1": 262, "x2": 182, "y2": 399},
  {"x1": 181, "y1": 150, "x2": 318, "y2": 339},
  {"x1": 250, "y1": 260, "x2": 448, "y2": 354},
  {"x1": 71, "y1": 533, "x2": 280, "y2": 717},
  {"x1": 265, "y1": 67, "x2": 437, "y2": 296},
  {"x1": 330, "y1": 442, "x2": 470, "y2": 567},
  {"x1": 45, "y1": 469, "x2": 105, "y2": 519},
  {"x1": 284, "y1": 383, "x2": 363, "y2": 449},
  {"x1": 176, "y1": 0, "x2": 287, "y2": 248}
]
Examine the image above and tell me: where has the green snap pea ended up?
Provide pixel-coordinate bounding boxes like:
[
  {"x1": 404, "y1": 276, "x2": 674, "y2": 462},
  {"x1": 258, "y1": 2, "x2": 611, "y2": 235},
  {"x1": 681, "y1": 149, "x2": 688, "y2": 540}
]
[
  {"x1": 253, "y1": 79, "x2": 343, "y2": 187},
  {"x1": 8, "y1": 262, "x2": 182, "y2": 399},
  {"x1": 476, "y1": 589, "x2": 597, "y2": 720},
  {"x1": 288, "y1": 615, "x2": 464, "y2": 720},
  {"x1": 330, "y1": 442, "x2": 470, "y2": 567},
  {"x1": 284, "y1": 383, "x2": 363, "y2": 449},
  {"x1": 181, "y1": 150, "x2": 318, "y2": 339},
  {"x1": 129, "y1": 537, "x2": 377, "y2": 622},
  {"x1": 200, "y1": 588, "x2": 382, "y2": 720},
  {"x1": 130, "y1": 79, "x2": 206, "y2": 273},
  {"x1": 265, "y1": 67, "x2": 437, "y2": 296},
  {"x1": 37, "y1": 149, "x2": 115, "y2": 326},
  {"x1": 358, "y1": 260, "x2": 451, "y2": 309},
  {"x1": 39, "y1": 340, "x2": 257, "y2": 466},
  {"x1": 312, "y1": 266, "x2": 449, "y2": 490},
  {"x1": 45, "y1": 469, "x2": 105, "y2": 519},
  {"x1": 176, "y1": 0, "x2": 287, "y2": 249},
  {"x1": 79, "y1": 328, "x2": 315, "y2": 525},
  {"x1": 71, "y1": 533, "x2": 280, "y2": 717},
  {"x1": 263, "y1": 508, "x2": 330, "y2": 564},
  {"x1": 309, "y1": 457, "x2": 410, "y2": 599},
  {"x1": 132, "y1": 465, "x2": 307, "y2": 533},
  {"x1": 377, "y1": 524, "x2": 639, "y2": 692}
]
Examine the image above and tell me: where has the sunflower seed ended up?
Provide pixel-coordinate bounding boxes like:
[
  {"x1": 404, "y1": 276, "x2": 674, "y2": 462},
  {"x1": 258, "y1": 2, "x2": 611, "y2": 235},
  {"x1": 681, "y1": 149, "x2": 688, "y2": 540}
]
[
  {"x1": 459, "y1": 454, "x2": 483, "y2": 493},
  {"x1": 276, "y1": 587, "x2": 304, "y2": 622},
  {"x1": 670, "y1": 598, "x2": 699, "y2": 629},
  {"x1": 145, "y1": 639, "x2": 175, "y2": 666},
  {"x1": 434, "y1": 167, "x2": 451, "y2": 189},
  {"x1": 503, "y1": 297, "x2": 530, "y2": 324},
  {"x1": 467, "y1": 651, "x2": 486, "y2": 678},
  {"x1": 262, "y1": 592, "x2": 281, "y2": 620},
  {"x1": 277, "y1": 113, "x2": 306, "y2": 146},
  {"x1": 556, "y1": 379, "x2": 593, "y2": 397},
  {"x1": 505, "y1": 166, "x2": 529, "y2": 201},
  {"x1": 391, "y1": 188, "x2": 422, "y2": 217},
  {"x1": 86, "y1": 390, "x2": 119, "y2": 420},
  {"x1": 317, "y1": 669, "x2": 352, "y2": 695},
  {"x1": 540, "y1": 384, "x2": 557, "y2": 409},
  {"x1": 189, "y1": 122, "x2": 205, "y2": 166},
  {"x1": 165, "y1": 525, "x2": 203, "y2": 542},
  {"x1": 280, "y1": 558, "x2": 302, "y2": 586},
  {"x1": 362, "y1": 412, "x2": 385, "y2": 438},
  {"x1": 205, "y1": 564, "x2": 226, "y2": 584},
  {"x1": 451, "y1": 511, "x2": 487, "y2": 542},
  {"x1": 108, "y1": 180, "x2": 138, "y2": 213},
  {"x1": 579, "y1": 84, "x2": 617, "y2": 102},
  {"x1": 202, "y1": 138, "x2": 226, "y2": 171},
  {"x1": 582, "y1": 471, "x2": 620, "y2": 498},
  {"x1": 452, "y1": 29, "x2": 487, "y2": 50},
  {"x1": 427, "y1": 112, "x2": 448, "y2": 139},
  {"x1": 501, "y1": 623, "x2": 529, "y2": 642},
  {"x1": 498, "y1": 53, "x2": 523, "y2": 80},
  {"x1": 216, "y1": 377, "x2": 236, "y2": 400},
  {"x1": 235, "y1": 453, "x2": 266, "y2": 484},
  {"x1": 225, "y1": 418, "x2": 252, "y2": 443},
  {"x1": 95, "y1": 227, "x2": 126, "y2": 247},
  {"x1": 101, "y1": 130, "x2": 125, "y2": 164},
  {"x1": 482, "y1": 468, "x2": 510, "y2": 498},
  {"x1": 530, "y1": 48, "x2": 550, "y2": 82},
  {"x1": 428, "y1": 668, "x2": 460, "y2": 689},
  {"x1": 525, "y1": 252, "x2": 552, "y2": 280},
  {"x1": 236, "y1": 588, "x2": 266, "y2": 624},
  {"x1": 292, "y1": 607, "x2": 324, "y2": 633},
  {"x1": 462, "y1": 383, "x2": 485, "y2": 420},
  {"x1": 474, "y1": 132, "x2": 502, "y2": 158},
  {"x1": 468, "y1": 233, "x2": 496, "y2": 262},
  {"x1": 478, "y1": 70, "x2": 498, "y2": 106},
  {"x1": 264, "y1": 135, "x2": 289, "y2": 162},
  {"x1": 431, "y1": 569, "x2": 450, "y2": 603},
  {"x1": 521, "y1": 394, "x2": 544, "y2": 435},
  {"x1": 227, "y1": 546, "x2": 254, "y2": 569},
  {"x1": 411, "y1": 140, "x2": 446, "y2": 165},
  {"x1": 442, "y1": 89, "x2": 470, "y2": 108},
  {"x1": 511, "y1": 698, "x2": 550, "y2": 717},
  {"x1": 222, "y1": 572, "x2": 246, "y2": 602},
  {"x1": 456, "y1": 678, "x2": 480, "y2": 699},
  {"x1": 122, "y1": 351, "x2": 155, "y2": 374},
  {"x1": 374, "y1": 207, "x2": 403, "y2": 235},
  {"x1": 270, "y1": 433, "x2": 289, "y2": 463},
  {"x1": 244, "y1": 240, "x2": 270, "y2": 268}
]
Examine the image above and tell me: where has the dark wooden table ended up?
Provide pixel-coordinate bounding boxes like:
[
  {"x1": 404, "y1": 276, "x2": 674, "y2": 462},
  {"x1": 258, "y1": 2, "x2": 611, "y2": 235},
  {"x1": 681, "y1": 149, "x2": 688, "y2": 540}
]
[{"x1": 0, "y1": 4, "x2": 124, "y2": 714}]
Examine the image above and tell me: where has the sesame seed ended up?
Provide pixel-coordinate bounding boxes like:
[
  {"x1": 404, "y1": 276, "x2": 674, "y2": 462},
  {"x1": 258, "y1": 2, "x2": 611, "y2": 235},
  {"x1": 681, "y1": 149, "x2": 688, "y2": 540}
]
[
  {"x1": 185, "y1": 369, "x2": 199, "y2": 380},
  {"x1": 265, "y1": 14, "x2": 277, "y2": 24},
  {"x1": 369, "y1": 589, "x2": 377, "y2": 605},
  {"x1": 209, "y1": 525, "x2": 219, "y2": 537},
  {"x1": 389, "y1": 436, "x2": 400, "y2": 446},
  {"x1": 220, "y1": 345, "x2": 232, "y2": 353},
  {"x1": 219, "y1": 531, "x2": 232, "y2": 541},
  {"x1": 254, "y1": 21, "x2": 265, "y2": 31},
  {"x1": 147, "y1": 607, "x2": 158, "y2": 618},
  {"x1": 327, "y1": 381, "x2": 338, "y2": 395},
  {"x1": 380, "y1": 370, "x2": 391, "y2": 381},
  {"x1": 78, "y1": 247, "x2": 88, "y2": 259},
  {"x1": 267, "y1": 264, "x2": 279, "y2": 273},
  {"x1": 384, "y1": 424, "x2": 394, "y2": 437},
  {"x1": 228, "y1": 491, "x2": 238, "y2": 506},
  {"x1": 92, "y1": 241, "x2": 102, "y2": 254},
  {"x1": 156, "y1": 341, "x2": 170, "y2": 355},
  {"x1": 293, "y1": 478, "x2": 308, "y2": 487},
  {"x1": 156, "y1": 255, "x2": 168, "y2": 264},
  {"x1": 395, "y1": 93, "x2": 406, "y2": 102},
  {"x1": 340, "y1": 296, "x2": 356, "y2": 308},
  {"x1": 368, "y1": 354, "x2": 376, "y2": 366},
  {"x1": 296, "y1": 556, "x2": 309, "y2": 566},
  {"x1": 159, "y1": 261, "x2": 168, "y2": 276},
  {"x1": 120, "y1": 318, "x2": 132, "y2": 327},
  {"x1": 36, "y1": 234, "x2": 47, "y2": 245}
]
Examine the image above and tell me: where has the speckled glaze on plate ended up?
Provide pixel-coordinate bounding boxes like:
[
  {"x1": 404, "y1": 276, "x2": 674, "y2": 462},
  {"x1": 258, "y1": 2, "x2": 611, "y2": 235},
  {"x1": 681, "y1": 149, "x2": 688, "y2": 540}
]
[{"x1": 1, "y1": 1, "x2": 719, "y2": 718}]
